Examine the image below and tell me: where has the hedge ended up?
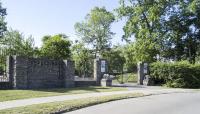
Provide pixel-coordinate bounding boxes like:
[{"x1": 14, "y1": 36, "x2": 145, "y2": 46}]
[{"x1": 150, "y1": 61, "x2": 200, "y2": 88}]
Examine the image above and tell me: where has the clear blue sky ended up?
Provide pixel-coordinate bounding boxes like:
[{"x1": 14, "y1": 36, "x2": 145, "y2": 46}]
[{"x1": 2, "y1": 0, "x2": 126, "y2": 47}]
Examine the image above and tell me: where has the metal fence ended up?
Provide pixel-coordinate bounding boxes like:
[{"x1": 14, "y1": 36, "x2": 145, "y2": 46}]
[
  {"x1": 0, "y1": 48, "x2": 9, "y2": 82},
  {"x1": 75, "y1": 58, "x2": 94, "y2": 79}
]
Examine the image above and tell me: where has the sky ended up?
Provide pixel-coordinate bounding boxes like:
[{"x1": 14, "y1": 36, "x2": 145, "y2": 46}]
[{"x1": 2, "y1": 0, "x2": 126, "y2": 47}]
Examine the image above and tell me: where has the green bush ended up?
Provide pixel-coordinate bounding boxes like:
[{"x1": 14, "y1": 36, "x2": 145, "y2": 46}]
[
  {"x1": 150, "y1": 61, "x2": 200, "y2": 88},
  {"x1": 0, "y1": 64, "x2": 5, "y2": 75}
]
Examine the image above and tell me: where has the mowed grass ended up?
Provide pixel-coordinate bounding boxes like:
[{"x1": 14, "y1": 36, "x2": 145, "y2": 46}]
[
  {"x1": 0, "y1": 93, "x2": 144, "y2": 114},
  {"x1": 0, "y1": 86, "x2": 127, "y2": 102}
]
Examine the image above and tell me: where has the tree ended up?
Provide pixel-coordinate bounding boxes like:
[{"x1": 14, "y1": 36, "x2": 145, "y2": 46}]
[
  {"x1": 123, "y1": 43, "x2": 137, "y2": 71},
  {"x1": 0, "y1": 30, "x2": 36, "y2": 73},
  {"x1": 0, "y1": 2, "x2": 7, "y2": 38},
  {"x1": 40, "y1": 34, "x2": 71, "y2": 59},
  {"x1": 75, "y1": 7, "x2": 115, "y2": 57},
  {"x1": 116, "y1": 0, "x2": 171, "y2": 62},
  {"x1": 0, "y1": 29, "x2": 35, "y2": 57},
  {"x1": 102, "y1": 46, "x2": 126, "y2": 73},
  {"x1": 117, "y1": 0, "x2": 200, "y2": 63},
  {"x1": 72, "y1": 41, "x2": 93, "y2": 77}
]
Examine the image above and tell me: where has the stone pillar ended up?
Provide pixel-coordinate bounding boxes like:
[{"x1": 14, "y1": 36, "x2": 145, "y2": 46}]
[
  {"x1": 94, "y1": 59, "x2": 108, "y2": 86},
  {"x1": 6, "y1": 56, "x2": 14, "y2": 88},
  {"x1": 94, "y1": 59, "x2": 100, "y2": 85},
  {"x1": 14, "y1": 56, "x2": 28, "y2": 89},
  {"x1": 63, "y1": 60, "x2": 75, "y2": 88},
  {"x1": 137, "y1": 62, "x2": 149, "y2": 85},
  {"x1": 137, "y1": 62, "x2": 144, "y2": 85}
]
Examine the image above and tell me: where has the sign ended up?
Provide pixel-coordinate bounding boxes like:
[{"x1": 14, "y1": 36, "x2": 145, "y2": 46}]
[
  {"x1": 143, "y1": 63, "x2": 148, "y2": 74},
  {"x1": 101, "y1": 60, "x2": 106, "y2": 73}
]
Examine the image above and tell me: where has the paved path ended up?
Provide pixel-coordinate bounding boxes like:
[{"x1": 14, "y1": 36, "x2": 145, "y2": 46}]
[
  {"x1": 66, "y1": 92, "x2": 200, "y2": 114},
  {"x1": 0, "y1": 88, "x2": 193, "y2": 110}
]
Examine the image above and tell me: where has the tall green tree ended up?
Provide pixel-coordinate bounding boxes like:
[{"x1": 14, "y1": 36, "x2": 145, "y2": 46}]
[
  {"x1": 123, "y1": 43, "x2": 137, "y2": 71},
  {"x1": 72, "y1": 41, "x2": 93, "y2": 77},
  {"x1": 0, "y1": 29, "x2": 36, "y2": 73},
  {"x1": 40, "y1": 34, "x2": 71, "y2": 59},
  {"x1": 1, "y1": 29, "x2": 35, "y2": 57},
  {"x1": 117, "y1": 0, "x2": 200, "y2": 63},
  {"x1": 75, "y1": 7, "x2": 115, "y2": 57},
  {"x1": 161, "y1": 0, "x2": 200, "y2": 63},
  {"x1": 116, "y1": 0, "x2": 171, "y2": 62},
  {"x1": 0, "y1": 2, "x2": 7, "y2": 38},
  {"x1": 102, "y1": 46, "x2": 126, "y2": 73}
]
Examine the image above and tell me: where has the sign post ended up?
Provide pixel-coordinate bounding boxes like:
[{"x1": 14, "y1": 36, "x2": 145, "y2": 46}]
[{"x1": 101, "y1": 60, "x2": 106, "y2": 73}]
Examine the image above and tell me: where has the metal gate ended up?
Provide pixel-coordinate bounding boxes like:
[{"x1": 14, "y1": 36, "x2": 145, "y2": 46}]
[
  {"x1": 0, "y1": 48, "x2": 8, "y2": 81},
  {"x1": 74, "y1": 58, "x2": 94, "y2": 80},
  {"x1": 0, "y1": 48, "x2": 11, "y2": 89}
]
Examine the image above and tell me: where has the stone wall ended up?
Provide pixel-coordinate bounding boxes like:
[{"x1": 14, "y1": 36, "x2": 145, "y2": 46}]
[
  {"x1": 0, "y1": 82, "x2": 12, "y2": 89},
  {"x1": 9, "y1": 56, "x2": 75, "y2": 89}
]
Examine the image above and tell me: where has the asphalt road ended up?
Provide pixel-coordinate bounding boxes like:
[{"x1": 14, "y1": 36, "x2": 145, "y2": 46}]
[{"x1": 65, "y1": 92, "x2": 200, "y2": 114}]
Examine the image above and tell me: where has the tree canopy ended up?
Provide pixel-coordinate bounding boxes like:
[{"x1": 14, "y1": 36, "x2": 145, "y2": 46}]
[
  {"x1": 75, "y1": 7, "x2": 115, "y2": 57},
  {"x1": 0, "y1": 2, "x2": 7, "y2": 38},
  {"x1": 102, "y1": 46, "x2": 126, "y2": 73},
  {"x1": 40, "y1": 34, "x2": 71, "y2": 59},
  {"x1": 0, "y1": 29, "x2": 35, "y2": 57},
  {"x1": 72, "y1": 41, "x2": 93, "y2": 77},
  {"x1": 117, "y1": 0, "x2": 200, "y2": 63}
]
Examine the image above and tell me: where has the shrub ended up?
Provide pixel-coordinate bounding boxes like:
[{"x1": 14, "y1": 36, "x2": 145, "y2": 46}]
[
  {"x1": 150, "y1": 61, "x2": 200, "y2": 88},
  {"x1": 0, "y1": 64, "x2": 5, "y2": 75}
]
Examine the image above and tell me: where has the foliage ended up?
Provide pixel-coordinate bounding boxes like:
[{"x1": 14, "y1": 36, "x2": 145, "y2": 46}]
[
  {"x1": 116, "y1": 0, "x2": 169, "y2": 62},
  {"x1": 40, "y1": 34, "x2": 71, "y2": 59},
  {"x1": 0, "y1": 29, "x2": 35, "y2": 57},
  {"x1": 150, "y1": 61, "x2": 200, "y2": 88},
  {"x1": 102, "y1": 46, "x2": 126, "y2": 73},
  {"x1": 75, "y1": 7, "x2": 115, "y2": 57},
  {"x1": 0, "y1": 2, "x2": 7, "y2": 38},
  {"x1": 101, "y1": 44, "x2": 138, "y2": 73},
  {"x1": 123, "y1": 43, "x2": 137, "y2": 69},
  {"x1": 0, "y1": 63, "x2": 4, "y2": 74},
  {"x1": 72, "y1": 42, "x2": 93, "y2": 77},
  {"x1": 0, "y1": 30, "x2": 36, "y2": 73},
  {"x1": 117, "y1": 0, "x2": 200, "y2": 63}
]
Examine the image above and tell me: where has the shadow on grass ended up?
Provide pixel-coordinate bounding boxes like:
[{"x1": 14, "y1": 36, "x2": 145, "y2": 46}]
[
  {"x1": 112, "y1": 84, "x2": 147, "y2": 88},
  {"x1": 30, "y1": 86, "x2": 112, "y2": 93}
]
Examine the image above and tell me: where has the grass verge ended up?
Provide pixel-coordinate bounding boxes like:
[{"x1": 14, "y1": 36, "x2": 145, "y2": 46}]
[
  {"x1": 0, "y1": 86, "x2": 127, "y2": 102},
  {"x1": 0, "y1": 93, "x2": 144, "y2": 114}
]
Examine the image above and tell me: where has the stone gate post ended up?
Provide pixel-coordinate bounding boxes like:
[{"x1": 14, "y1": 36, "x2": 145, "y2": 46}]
[
  {"x1": 13, "y1": 56, "x2": 28, "y2": 89},
  {"x1": 137, "y1": 62, "x2": 149, "y2": 85},
  {"x1": 94, "y1": 59, "x2": 108, "y2": 86},
  {"x1": 137, "y1": 62, "x2": 144, "y2": 85},
  {"x1": 7, "y1": 56, "x2": 14, "y2": 88},
  {"x1": 63, "y1": 60, "x2": 75, "y2": 88}
]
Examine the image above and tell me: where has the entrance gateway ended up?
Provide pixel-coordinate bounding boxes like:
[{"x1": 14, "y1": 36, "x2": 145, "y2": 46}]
[
  {"x1": 0, "y1": 56, "x2": 108, "y2": 89},
  {"x1": 1, "y1": 55, "x2": 152, "y2": 89}
]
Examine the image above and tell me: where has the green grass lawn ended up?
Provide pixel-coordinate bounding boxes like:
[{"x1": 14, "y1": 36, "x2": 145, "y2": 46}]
[
  {"x1": 0, "y1": 93, "x2": 144, "y2": 114},
  {"x1": 0, "y1": 86, "x2": 127, "y2": 102}
]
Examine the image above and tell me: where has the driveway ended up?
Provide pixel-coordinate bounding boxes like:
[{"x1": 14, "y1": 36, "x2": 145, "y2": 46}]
[{"x1": 65, "y1": 92, "x2": 200, "y2": 114}]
